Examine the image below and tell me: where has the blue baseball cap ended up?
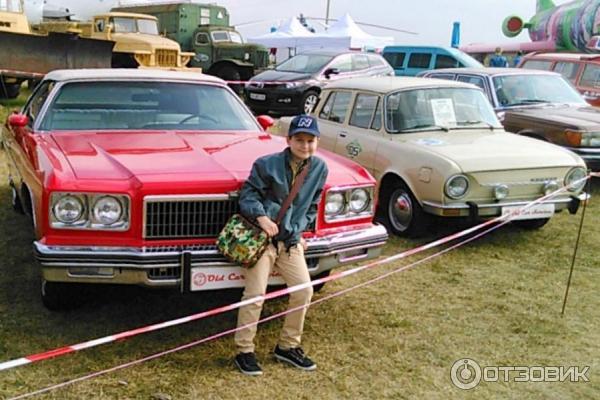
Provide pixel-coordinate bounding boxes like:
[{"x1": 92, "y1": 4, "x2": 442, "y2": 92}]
[{"x1": 288, "y1": 115, "x2": 320, "y2": 138}]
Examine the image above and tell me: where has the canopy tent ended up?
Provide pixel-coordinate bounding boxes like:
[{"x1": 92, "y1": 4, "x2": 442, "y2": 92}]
[
  {"x1": 248, "y1": 17, "x2": 349, "y2": 50},
  {"x1": 322, "y1": 13, "x2": 393, "y2": 50}
]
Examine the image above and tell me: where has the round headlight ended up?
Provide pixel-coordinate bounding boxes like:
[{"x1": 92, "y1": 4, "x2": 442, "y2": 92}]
[
  {"x1": 493, "y1": 184, "x2": 509, "y2": 200},
  {"x1": 349, "y1": 188, "x2": 369, "y2": 213},
  {"x1": 564, "y1": 167, "x2": 587, "y2": 192},
  {"x1": 325, "y1": 192, "x2": 345, "y2": 216},
  {"x1": 92, "y1": 196, "x2": 123, "y2": 225},
  {"x1": 445, "y1": 175, "x2": 470, "y2": 199},
  {"x1": 53, "y1": 195, "x2": 84, "y2": 224}
]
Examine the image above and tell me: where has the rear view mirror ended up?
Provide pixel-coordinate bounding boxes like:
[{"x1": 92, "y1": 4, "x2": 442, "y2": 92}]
[
  {"x1": 8, "y1": 113, "x2": 28, "y2": 127},
  {"x1": 256, "y1": 115, "x2": 274, "y2": 130}
]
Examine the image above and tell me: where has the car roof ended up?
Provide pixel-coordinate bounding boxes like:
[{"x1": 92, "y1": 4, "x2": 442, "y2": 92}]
[
  {"x1": 296, "y1": 50, "x2": 378, "y2": 57},
  {"x1": 45, "y1": 68, "x2": 226, "y2": 84},
  {"x1": 425, "y1": 67, "x2": 561, "y2": 77},
  {"x1": 95, "y1": 12, "x2": 158, "y2": 20},
  {"x1": 324, "y1": 76, "x2": 475, "y2": 92}
]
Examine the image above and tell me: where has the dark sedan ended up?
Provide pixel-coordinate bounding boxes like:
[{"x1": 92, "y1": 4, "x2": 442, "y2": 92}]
[
  {"x1": 245, "y1": 50, "x2": 393, "y2": 116},
  {"x1": 421, "y1": 68, "x2": 600, "y2": 171}
]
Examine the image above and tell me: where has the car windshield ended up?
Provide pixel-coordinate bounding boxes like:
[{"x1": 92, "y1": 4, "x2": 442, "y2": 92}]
[
  {"x1": 492, "y1": 74, "x2": 586, "y2": 107},
  {"x1": 211, "y1": 31, "x2": 231, "y2": 42},
  {"x1": 1, "y1": 0, "x2": 22, "y2": 12},
  {"x1": 39, "y1": 81, "x2": 259, "y2": 131},
  {"x1": 111, "y1": 17, "x2": 136, "y2": 33},
  {"x1": 385, "y1": 87, "x2": 501, "y2": 133},
  {"x1": 137, "y1": 19, "x2": 159, "y2": 35},
  {"x1": 276, "y1": 54, "x2": 334, "y2": 73},
  {"x1": 230, "y1": 31, "x2": 243, "y2": 43}
]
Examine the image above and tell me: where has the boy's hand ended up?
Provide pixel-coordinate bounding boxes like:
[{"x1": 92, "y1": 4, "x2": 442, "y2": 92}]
[{"x1": 257, "y1": 216, "x2": 279, "y2": 237}]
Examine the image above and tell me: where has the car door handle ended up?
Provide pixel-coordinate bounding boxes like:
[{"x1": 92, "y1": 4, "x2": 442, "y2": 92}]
[{"x1": 339, "y1": 131, "x2": 348, "y2": 138}]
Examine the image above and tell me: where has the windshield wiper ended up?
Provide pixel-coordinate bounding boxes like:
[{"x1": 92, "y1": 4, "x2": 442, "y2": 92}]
[
  {"x1": 456, "y1": 120, "x2": 496, "y2": 130},
  {"x1": 399, "y1": 124, "x2": 450, "y2": 132},
  {"x1": 509, "y1": 99, "x2": 552, "y2": 106}
]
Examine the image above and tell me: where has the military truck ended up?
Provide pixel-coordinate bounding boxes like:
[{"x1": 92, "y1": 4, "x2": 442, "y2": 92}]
[
  {"x1": 34, "y1": 12, "x2": 194, "y2": 69},
  {"x1": 0, "y1": 0, "x2": 113, "y2": 99},
  {"x1": 113, "y1": 2, "x2": 269, "y2": 83}
]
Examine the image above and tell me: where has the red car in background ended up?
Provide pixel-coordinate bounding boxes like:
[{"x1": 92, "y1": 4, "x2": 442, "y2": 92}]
[
  {"x1": 1, "y1": 69, "x2": 388, "y2": 310},
  {"x1": 518, "y1": 52, "x2": 600, "y2": 107}
]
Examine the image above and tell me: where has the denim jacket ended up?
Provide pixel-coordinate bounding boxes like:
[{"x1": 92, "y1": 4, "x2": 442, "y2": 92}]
[{"x1": 239, "y1": 148, "x2": 328, "y2": 248}]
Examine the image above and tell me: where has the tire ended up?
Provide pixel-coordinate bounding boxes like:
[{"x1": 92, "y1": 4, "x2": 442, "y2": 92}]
[
  {"x1": 213, "y1": 64, "x2": 242, "y2": 95},
  {"x1": 380, "y1": 181, "x2": 430, "y2": 237},
  {"x1": 512, "y1": 218, "x2": 550, "y2": 230},
  {"x1": 11, "y1": 186, "x2": 24, "y2": 214},
  {"x1": 0, "y1": 83, "x2": 21, "y2": 99},
  {"x1": 41, "y1": 280, "x2": 85, "y2": 311},
  {"x1": 312, "y1": 270, "x2": 331, "y2": 293},
  {"x1": 300, "y1": 90, "x2": 319, "y2": 114}
]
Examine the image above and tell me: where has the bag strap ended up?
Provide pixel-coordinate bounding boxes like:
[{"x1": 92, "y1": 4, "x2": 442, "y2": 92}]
[{"x1": 275, "y1": 158, "x2": 311, "y2": 224}]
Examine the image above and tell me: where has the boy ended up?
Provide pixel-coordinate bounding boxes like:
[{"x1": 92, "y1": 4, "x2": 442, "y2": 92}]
[{"x1": 234, "y1": 115, "x2": 328, "y2": 376}]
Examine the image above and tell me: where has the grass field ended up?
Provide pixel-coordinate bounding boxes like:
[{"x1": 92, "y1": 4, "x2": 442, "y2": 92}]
[{"x1": 0, "y1": 100, "x2": 598, "y2": 399}]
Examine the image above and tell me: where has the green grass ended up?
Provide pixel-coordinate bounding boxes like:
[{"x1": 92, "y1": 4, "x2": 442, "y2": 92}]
[{"x1": 0, "y1": 100, "x2": 599, "y2": 399}]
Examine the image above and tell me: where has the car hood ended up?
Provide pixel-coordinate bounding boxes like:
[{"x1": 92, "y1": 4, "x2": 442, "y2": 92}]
[
  {"x1": 49, "y1": 130, "x2": 367, "y2": 185},
  {"x1": 250, "y1": 69, "x2": 313, "y2": 83},
  {"x1": 399, "y1": 130, "x2": 583, "y2": 172},
  {"x1": 505, "y1": 104, "x2": 600, "y2": 130}
]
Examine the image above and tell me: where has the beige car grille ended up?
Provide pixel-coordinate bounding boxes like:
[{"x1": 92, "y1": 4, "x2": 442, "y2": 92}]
[{"x1": 155, "y1": 49, "x2": 179, "y2": 67}]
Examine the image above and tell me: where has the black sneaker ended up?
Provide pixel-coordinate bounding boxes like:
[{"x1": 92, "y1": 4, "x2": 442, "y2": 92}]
[
  {"x1": 274, "y1": 345, "x2": 317, "y2": 371},
  {"x1": 234, "y1": 352, "x2": 263, "y2": 376}
]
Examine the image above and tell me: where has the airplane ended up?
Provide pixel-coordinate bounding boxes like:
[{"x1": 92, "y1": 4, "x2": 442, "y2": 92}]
[{"x1": 462, "y1": 0, "x2": 600, "y2": 56}]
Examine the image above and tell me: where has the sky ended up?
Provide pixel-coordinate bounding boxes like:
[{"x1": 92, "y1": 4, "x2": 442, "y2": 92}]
[{"x1": 25, "y1": 0, "x2": 573, "y2": 47}]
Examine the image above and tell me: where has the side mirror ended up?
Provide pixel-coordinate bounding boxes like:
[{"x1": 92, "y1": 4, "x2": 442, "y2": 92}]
[
  {"x1": 323, "y1": 68, "x2": 340, "y2": 79},
  {"x1": 8, "y1": 113, "x2": 28, "y2": 128},
  {"x1": 256, "y1": 115, "x2": 274, "y2": 130}
]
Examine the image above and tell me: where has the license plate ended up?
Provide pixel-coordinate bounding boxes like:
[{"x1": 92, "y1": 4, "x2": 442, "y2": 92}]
[
  {"x1": 190, "y1": 266, "x2": 284, "y2": 291},
  {"x1": 249, "y1": 93, "x2": 266, "y2": 101},
  {"x1": 502, "y1": 203, "x2": 555, "y2": 220}
]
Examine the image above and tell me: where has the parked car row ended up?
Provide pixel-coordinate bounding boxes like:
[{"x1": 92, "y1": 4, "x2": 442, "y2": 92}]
[{"x1": 1, "y1": 65, "x2": 592, "y2": 310}]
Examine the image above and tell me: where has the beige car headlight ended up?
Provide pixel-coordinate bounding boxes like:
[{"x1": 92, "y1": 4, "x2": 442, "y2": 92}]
[
  {"x1": 564, "y1": 167, "x2": 587, "y2": 192},
  {"x1": 349, "y1": 188, "x2": 370, "y2": 213},
  {"x1": 445, "y1": 175, "x2": 470, "y2": 199},
  {"x1": 325, "y1": 192, "x2": 345, "y2": 216},
  {"x1": 92, "y1": 196, "x2": 124, "y2": 225},
  {"x1": 53, "y1": 195, "x2": 85, "y2": 224}
]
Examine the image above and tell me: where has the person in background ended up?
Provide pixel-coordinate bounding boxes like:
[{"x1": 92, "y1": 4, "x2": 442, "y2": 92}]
[
  {"x1": 489, "y1": 47, "x2": 509, "y2": 68},
  {"x1": 233, "y1": 115, "x2": 328, "y2": 376},
  {"x1": 513, "y1": 51, "x2": 524, "y2": 67}
]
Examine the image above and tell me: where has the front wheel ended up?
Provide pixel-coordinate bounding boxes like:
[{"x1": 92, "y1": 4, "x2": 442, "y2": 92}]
[
  {"x1": 512, "y1": 218, "x2": 550, "y2": 230},
  {"x1": 380, "y1": 182, "x2": 430, "y2": 237},
  {"x1": 300, "y1": 90, "x2": 319, "y2": 114}
]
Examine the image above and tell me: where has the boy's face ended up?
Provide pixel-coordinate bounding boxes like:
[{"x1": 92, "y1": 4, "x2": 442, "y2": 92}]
[{"x1": 287, "y1": 132, "x2": 319, "y2": 161}]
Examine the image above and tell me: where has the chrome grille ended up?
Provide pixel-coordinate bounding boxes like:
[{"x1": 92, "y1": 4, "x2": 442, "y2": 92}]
[
  {"x1": 148, "y1": 266, "x2": 180, "y2": 280},
  {"x1": 144, "y1": 195, "x2": 239, "y2": 239}
]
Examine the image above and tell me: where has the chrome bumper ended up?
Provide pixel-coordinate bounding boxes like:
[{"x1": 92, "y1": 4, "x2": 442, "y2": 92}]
[
  {"x1": 35, "y1": 224, "x2": 389, "y2": 289},
  {"x1": 422, "y1": 193, "x2": 588, "y2": 218}
]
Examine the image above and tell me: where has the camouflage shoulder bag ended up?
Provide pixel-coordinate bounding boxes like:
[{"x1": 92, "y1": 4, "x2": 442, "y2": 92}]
[{"x1": 217, "y1": 159, "x2": 311, "y2": 268}]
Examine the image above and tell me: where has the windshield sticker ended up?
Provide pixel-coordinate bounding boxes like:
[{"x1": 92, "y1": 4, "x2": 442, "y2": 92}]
[
  {"x1": 430, "y1": 98, "x2": 456, "y2": 126},
  {"x1": 346, "y1": 140, "x2": 363, "y2": 158},
  {"x1": 414, "y1": 138, "x2": 445, "y2": 146}
]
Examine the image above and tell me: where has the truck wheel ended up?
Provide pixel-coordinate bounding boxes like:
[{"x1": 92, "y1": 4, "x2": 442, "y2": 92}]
[
  {"x1": 512, "y1": 218, "x2": 550, "y2": 230},
  {"x1": 380, "y1": 181, "x2": 430, "y2": 237},
  {"x1": 214, "y1": 65, "x2": 242, "y2": 95},
  {"x1": 300, "y1": 90, "x2": 319, "y2": 114},
  {"x1": 41, "y1": 280, "x2": 84, "y2": 311},
  {"x1": 0, "y1": 83, "x2": 21, "y2": 99}
]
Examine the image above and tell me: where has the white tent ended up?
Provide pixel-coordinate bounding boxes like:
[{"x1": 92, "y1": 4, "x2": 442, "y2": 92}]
[
  {"x1": 323, "y1": 13, "x2": 393, "y2": 50},
  {"x1": 248, "y1": 16, "x2": 350, "y2": 59}
]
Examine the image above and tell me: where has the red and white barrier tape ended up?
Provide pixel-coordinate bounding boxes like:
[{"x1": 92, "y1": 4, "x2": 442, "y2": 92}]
[{"x1": 0, "y1": 174, "x2": 596, "y2": 375}]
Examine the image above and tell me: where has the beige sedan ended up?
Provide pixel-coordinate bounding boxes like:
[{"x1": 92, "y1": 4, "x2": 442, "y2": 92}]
[{"x1": 277, "y1": 77, "x2": 588, "y2": 237}]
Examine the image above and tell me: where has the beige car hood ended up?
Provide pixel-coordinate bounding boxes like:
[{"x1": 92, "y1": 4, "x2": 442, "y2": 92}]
[{"x1": 398, "y1": 130, "x2": 583, "y2": 172}]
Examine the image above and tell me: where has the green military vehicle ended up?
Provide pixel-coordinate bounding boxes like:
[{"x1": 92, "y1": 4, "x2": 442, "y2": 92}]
[{"x1": 112, "y1": 2, "x2": 269, "y2": 85}]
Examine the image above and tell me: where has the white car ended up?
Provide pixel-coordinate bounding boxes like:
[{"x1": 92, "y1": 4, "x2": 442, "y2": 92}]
[{"x1": 277, "y1": 76, "x2": 588, "y2": 237}]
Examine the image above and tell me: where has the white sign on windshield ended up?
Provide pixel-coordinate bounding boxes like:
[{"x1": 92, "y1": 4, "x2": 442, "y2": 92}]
[{"x1": 431, "y1": 98, "x2": 456, "y2": 126}]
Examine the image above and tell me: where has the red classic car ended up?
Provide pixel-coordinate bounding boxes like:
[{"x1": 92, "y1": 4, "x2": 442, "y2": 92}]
[{"x1": 2, "y1": 69, "x2": 388, "y2": 309}]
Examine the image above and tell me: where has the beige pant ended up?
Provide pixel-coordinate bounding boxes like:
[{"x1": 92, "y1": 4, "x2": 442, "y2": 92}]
[{"x1": 235, "y1": 241, "x2": 313, "y2": 353}]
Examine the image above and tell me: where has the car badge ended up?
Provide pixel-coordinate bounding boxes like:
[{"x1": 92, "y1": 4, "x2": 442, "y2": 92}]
[{"x1": 346, "y1": 140, "x2": 363, "y2": 158}]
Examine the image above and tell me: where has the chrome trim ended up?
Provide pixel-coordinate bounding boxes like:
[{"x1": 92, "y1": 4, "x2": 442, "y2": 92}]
[
  {"x1": 144, "y1": 194, "x2": 233, "y2": 202},
  {"x1": 324, "y1": 185, "x2": 375, "y2": 223},
  {"x1": 49, "y1": 192, "x2": 131, "y2": 231}
]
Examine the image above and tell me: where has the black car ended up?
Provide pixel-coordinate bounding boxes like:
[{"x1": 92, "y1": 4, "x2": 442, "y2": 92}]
[{"x1": 245, "y1": 50, "x2": 393, "y2": 115}]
